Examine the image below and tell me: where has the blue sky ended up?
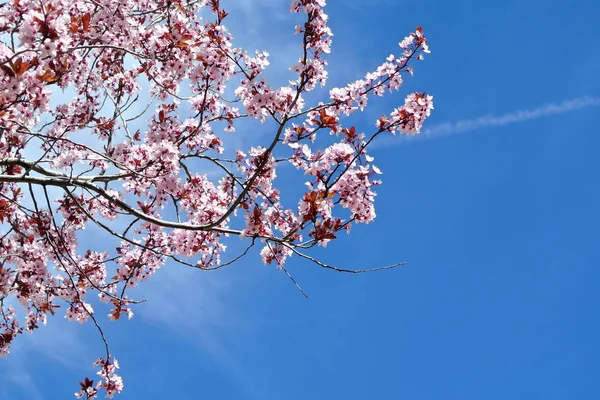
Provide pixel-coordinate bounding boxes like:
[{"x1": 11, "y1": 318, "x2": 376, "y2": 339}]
[{"x1": 3, "y1": 0, "x2": 600, "y2": 399}]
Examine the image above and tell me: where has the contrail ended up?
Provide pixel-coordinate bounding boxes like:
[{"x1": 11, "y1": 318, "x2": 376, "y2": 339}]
[{"x1": 381, "y1": 96, "x2": 600, "y2": 146}]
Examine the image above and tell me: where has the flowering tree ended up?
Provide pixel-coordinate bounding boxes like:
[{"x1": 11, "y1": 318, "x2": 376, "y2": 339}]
[{"x1": 0, "y1": 0, "x2": 433, "y2": 397}]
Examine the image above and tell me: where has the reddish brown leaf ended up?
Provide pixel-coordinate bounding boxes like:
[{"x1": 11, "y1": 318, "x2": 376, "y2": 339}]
[
  {"x1": 82, "y1": 13, "x2": 91, "y2": 32},
  {"x1": 79, "y1": 377, "x2": 94, "y2": 390},
  {"x1": 38, "y1": 68, "x2": 60, "y2": 83},
  {"x1": 342, "y1": 126, "x2": 356, "y2": 140},
  {"x1": 0, "y1": 64, "x2": 15, "y2": 78}
]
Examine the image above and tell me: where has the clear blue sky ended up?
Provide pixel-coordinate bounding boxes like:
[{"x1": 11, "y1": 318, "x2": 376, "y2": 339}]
[{"x1": 3, "y1": 1, "x2": 600, "y2": 399}]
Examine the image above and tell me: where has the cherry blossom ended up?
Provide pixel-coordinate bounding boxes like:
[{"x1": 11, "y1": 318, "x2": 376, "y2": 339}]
[{"x1": 0, "y1": 0, "x2": 432, "y2": 397}]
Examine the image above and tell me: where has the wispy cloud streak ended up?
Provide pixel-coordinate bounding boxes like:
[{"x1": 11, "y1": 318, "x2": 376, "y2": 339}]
[{"x1": 379, "y1": 96, "x2": 600, "y2": 147}]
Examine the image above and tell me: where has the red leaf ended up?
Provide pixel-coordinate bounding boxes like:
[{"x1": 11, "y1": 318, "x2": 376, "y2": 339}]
[
  {"x1": 0, "y1": 64, "x2": 15, "y2": 78},
  {"x1": 5, "y1": 164, "x2": 22, "y2": 175},
  {"x1": 0, "y1": 199, "x2": 8, "y2": 224},
  {"x1": 12, "y1": 57, "x2": 29, "y2": 76},
  {"x1": 38, "y1": 68, "x2": 60, "y2": 84},
  {"x1": 79, "y1": 377, "x2": 94, "y2": 390},
  {"x1": 342, "y1": 126, "x2": 356, "y2": 140},
  {"x1": 314, "y1": 109, "x2": 337, "y2": 128},
  {"x1": 82, "y1": 13, "x2": 91, "y2": 32}
]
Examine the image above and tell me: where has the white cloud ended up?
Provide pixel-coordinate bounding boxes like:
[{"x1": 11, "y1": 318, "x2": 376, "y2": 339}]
[
  {"x1": 377, "y1": 96, "x2": 600, "y2": 147},
  {"x1": 9, "y1": 313, "x2": 90, "y2": 368},
  {"x1": 135, "y1": 263, "x2": 271, "y2": 399},
  {"x1": 223, "y1": 0, "x2": 291, "y2": 33},
  {"x1": 0, "y1": 367, "x2": 43, "y2": 400}
]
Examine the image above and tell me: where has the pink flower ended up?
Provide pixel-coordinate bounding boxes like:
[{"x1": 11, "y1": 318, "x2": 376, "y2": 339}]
[{"x1": 0, "y1": 0, "x2": 432, "y2": 396}]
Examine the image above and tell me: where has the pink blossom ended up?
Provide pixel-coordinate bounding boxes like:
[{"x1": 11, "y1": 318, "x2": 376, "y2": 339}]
[{"x1": 0, "y1": 1, "x2": 432, "y2": 397}]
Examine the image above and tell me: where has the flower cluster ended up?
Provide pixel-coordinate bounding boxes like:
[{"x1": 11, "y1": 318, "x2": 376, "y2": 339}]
[
  {"x1": 74, "y1": 357, "x2": 123, "y2": 399},
  {"x1": 0, "y1": 0, "x2": 432, "y2": 397}
]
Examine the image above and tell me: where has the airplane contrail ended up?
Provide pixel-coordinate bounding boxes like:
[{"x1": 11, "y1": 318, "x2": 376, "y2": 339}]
[{"x1": 379, "y1": 96, "x2": 600, "y2": 146}]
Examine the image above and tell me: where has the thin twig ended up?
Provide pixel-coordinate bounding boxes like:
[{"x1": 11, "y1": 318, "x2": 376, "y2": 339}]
[
  {"x1": 281, "y1": 265, "x2": 308, "y2": 298},
  {"x1": 284, "y1": 243, "x2": 407, "y2": 273}
]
